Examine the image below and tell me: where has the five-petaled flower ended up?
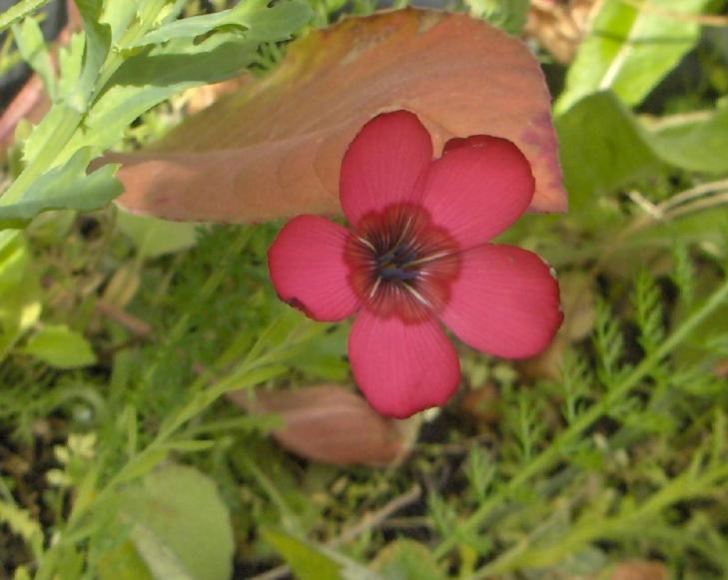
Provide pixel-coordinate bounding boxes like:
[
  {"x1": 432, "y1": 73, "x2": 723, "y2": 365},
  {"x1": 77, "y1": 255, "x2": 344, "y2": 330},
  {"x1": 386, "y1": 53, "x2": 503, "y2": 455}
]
[{"x1": 268, "y1": 111, "x2": 563, "y2": 418}]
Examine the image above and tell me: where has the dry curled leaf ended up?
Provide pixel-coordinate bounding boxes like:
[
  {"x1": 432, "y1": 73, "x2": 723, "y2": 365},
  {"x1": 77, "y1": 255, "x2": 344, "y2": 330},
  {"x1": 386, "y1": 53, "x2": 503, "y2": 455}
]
[
  {"x1": 111, "y1": 8, "x2": 566, "y2": 223},
  {"x1": 227, "y1": 385, "x2": 416, "y2": 467}
]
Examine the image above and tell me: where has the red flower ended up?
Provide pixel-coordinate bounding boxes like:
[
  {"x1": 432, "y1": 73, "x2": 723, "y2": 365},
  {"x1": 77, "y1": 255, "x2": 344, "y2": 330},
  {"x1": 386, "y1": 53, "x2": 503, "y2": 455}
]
[{"x1": 268, "y1": 111, "x2": 562, "y2": 418}]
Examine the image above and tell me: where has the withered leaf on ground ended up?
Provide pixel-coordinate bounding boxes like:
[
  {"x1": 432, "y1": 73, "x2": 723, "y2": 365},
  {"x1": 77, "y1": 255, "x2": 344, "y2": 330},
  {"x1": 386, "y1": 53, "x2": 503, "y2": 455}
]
[
  {"x1": 227, "y1": 385, "x2": 414, "y2": 467},
  {"x1": 110, "y1": 9, "x2": 566, "y2": 223}
]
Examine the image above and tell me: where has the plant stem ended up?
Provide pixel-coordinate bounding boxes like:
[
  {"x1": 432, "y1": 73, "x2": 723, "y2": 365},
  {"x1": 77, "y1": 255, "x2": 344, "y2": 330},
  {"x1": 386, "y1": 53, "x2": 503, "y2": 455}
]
[{"x1": 433, "y1": 276, "x2": 728, "y2": 560}]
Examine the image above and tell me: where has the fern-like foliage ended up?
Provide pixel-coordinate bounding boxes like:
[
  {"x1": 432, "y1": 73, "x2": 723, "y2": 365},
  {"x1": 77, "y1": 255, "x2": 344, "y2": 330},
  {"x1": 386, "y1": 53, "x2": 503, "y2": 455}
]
[
  {"x1": 593, "y1": 297, "x2": 626, "y2": 388},
  {"x1": 632, "y1": 269, "x2": 665, "y2": 356}
]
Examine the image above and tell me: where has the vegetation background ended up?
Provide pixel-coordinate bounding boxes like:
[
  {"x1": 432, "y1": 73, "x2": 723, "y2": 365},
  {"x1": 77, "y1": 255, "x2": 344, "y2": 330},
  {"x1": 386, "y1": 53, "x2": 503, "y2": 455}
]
[{"x1": 0, "y1": 0, "x2": 727, "y2": 578}]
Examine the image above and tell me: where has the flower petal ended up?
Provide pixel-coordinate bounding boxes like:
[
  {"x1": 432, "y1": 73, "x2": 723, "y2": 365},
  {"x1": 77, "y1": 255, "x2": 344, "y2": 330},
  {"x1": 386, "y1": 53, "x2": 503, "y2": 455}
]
[
  {"x1": 340, "y1": 110, "x2": 433, "y2": 226},
  {"x1": 440, "y1": 244, "x2": 562, "y2": 358},
  {"x1": 419, "y1": 136, "x2": 534, "y2": 249},
  {"x1": 268, "y1": 215, "x2": 360, "y2": 321},
  {"x1": 349, "y1": 310, "x2": 460, "y2": 418}
]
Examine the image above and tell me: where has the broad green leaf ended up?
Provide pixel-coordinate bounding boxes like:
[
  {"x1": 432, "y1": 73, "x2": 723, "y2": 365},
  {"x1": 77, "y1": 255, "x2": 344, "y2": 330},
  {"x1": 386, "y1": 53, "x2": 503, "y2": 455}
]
[
  {"x1": 556, "y1": 0, "x2": 710, "y2": 113},
  {"x1": 118, "y1": 464, "x2": 234, "y2": 580},
  {"x1": 24, "y1": 324, "x2": 97, "y2": 369},
  {"x1": 97, "y1": 541, "x2": 154, "y2": 580},
  {"x1": 262, "y1": 529, "x2": 342, "y2": 580},
  {"x1": 555, "y1": 91, "x2": 663, "y2": 209},
  {"x1": 0, "y1": 147, "x2": 122, "y2": 228},
  {"x1": 374, "y1": 540, "x2": 447, "y2": 580},
  {"x1": 646, "y1": 105, "x2": 728, "y2": 173},
  {"x1": 11, "y1": 16, "x2": 57, "y2": 99},
  {"x1": 130, "y1": 0, "x2": 312, "y2": 46},
  {"x1": 116, "y1": 210, "x2": 200, "y2": 258}
]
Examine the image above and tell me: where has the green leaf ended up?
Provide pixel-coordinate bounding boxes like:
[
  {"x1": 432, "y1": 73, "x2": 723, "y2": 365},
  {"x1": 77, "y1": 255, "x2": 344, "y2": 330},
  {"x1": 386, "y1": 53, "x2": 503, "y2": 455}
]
[
  {"x1": 93, "y1": 0, "x2": 311, "y2": 116},
  {"x1": 240, "y1": 0, "x2": 314, "y2": 41},
  {"x1": 65, "y1": 33, "x2": 260, "y2": 156},
  {"x1": 262, "y1": 529, "x2": 342, "y2": 580},
  {"x1": 0, "y1": 0, "x2": 49, "y2": 34},
  {"x1": 11, "y1": 16, "x2": 57, "y2": 99},
  {"x1": 24, "y1": 324, "x2": 97, "y2": 369},
  {"x1": 58, "y1": 33, "x2": 86, "y2": 99},
  {"x1": 556, "y1": 0, "x2": 710, "y2": 113},
  {"x1": 116, "y1": 210, "x2": 200, "y2": 258},
  {"x1": 0, "y1": 232, "x2": 42, "y2": 362},
  {"x1": 0, "y1": 147, "x2": 122, "y2": 228},
  {"x1": 555, "y1": 91, "x2": 663, "y2": 209},
  {"x1": 71, "y1": 0, "x2": 113, "y2": 109},
  {"x1": 100, "y1": 0, "x2": 140, "y2": 45},
  {"x1": 647, "y1": 105, "x2": 728, "y2": 173},
  {"x1": 0, "y1": 499, "x2": 44, "y2": 559},
  {"x1": 117, "y1": 464, "x2": 235, "y2": 580},
  {"x1": 97, "y1": 541, "x2": 154, "y2": 580},
  {"x1": 467, "y1": 0, "x2": 529, "y2": 35},
  {"x1": 131, "y1": 0, "x2": 312, "y2": 46},
  {"x1": 374, "y1": 540, "x2": 447, "y2": 580}
]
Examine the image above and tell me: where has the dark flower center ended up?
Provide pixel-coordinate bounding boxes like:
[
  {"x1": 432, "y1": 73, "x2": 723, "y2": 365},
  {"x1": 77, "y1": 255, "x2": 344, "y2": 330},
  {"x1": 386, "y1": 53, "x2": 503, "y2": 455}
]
[{"x1": 344, "y1": 203, "x2": 460, "y2": 323}]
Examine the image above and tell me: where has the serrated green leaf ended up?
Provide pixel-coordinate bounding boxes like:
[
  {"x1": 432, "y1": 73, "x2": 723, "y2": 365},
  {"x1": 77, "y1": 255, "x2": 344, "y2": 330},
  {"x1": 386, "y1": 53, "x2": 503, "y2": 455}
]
[
  {"x1": 0, "y1": 147, "x2": 122, "y2": 228},
  {"x1": 11, "y1": 16, "x2": 56, "y2": 99},
  {"x1": 65, "y1": 32, "x2": 261, "y2": 156},
  {"x1": 129, "y1": 2, "x2": 251, "y2": 46},
  {"x1": 647, "y1": 105, "x2": 728, "y2": 173},
  {"x1": 58, "y1": 33, "x2": 86, "y2": 98},
  {"x1": 118, "y1": 464, "x2": 234, "y2": 580},
  {"x1": 0, "y1": 0, "x2": 49, "y2": 34},
  {"x1": 240, "y1": 0, "x2": 313, "y2": 41},
  {"x1": 555, "y1": 91, "x2": 663, "y2": 209},
  {"x1": 556, "y1": 0, "x2": 710, "y2": 113},
  {"x1": 262, "y1": 529, "x2": 342, "y2": 580},
  {"x1": 72, "y1": 0, "x2": 112, "y2": 109},
  {"x1": 24, "y1": 324, "x2": 97, "y2": 369},
  {"x1": 131, "y1": 0, "x2": 312, "y2": 46}
]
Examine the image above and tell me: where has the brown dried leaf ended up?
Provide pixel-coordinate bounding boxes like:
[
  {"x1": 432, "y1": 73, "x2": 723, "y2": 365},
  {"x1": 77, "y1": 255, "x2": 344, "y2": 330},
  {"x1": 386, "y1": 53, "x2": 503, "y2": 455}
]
[
  {"x1": 607, "y1": 560, "x2": 669, "y2": 580},
  {"x1": 112, "y1": 8, "x2": 566, "y2": 223},
  {"x1": 227, "y1": 385, "x2": 415, "y2": 467}
]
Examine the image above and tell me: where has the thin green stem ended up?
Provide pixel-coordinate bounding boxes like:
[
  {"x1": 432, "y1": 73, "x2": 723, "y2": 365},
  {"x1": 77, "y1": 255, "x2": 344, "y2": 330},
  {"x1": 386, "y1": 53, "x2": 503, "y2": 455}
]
[
  {"x1": 474, "y1": 461, "x2": 728, "y2": 576},
  {"x1": 433, "y1": 276, "x2": 728, "y2": 560}
]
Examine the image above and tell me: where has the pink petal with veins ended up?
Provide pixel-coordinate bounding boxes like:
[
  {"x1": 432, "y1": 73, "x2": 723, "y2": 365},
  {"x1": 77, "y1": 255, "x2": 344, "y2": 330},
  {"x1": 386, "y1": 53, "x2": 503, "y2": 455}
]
[
  {"x1": 340, "y1": 111, "x2": 433, "y2": 226},
  {"x1": 440, "y1": 244, "x2": 562, "y2": 358},
  {"x1": 419, "y1": 136, "x2": 534, "y2": 249},
  {"x1": 268, "y1": 215, "x2": 360, "y2": 321},
  {"x1": 348, "y1": 310, "x2": 460, "y2": 418}
]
